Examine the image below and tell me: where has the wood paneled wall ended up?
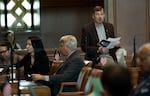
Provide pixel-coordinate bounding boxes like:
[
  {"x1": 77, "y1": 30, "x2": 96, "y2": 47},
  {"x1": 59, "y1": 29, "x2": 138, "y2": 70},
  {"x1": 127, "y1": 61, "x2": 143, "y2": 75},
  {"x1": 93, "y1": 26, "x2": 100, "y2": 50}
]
[
  {"x1": 40, "y1": 0, "x2": 104, "y2": 48},
  {"x1": 107, "y1": 0, "x2": 150, "y2": 54},
  {"x1": 1, "y1": 0, "x2": 149, "y2": 56},
  {"x1": 0, "y1": 0, "x2": 103, "y2": 48}
]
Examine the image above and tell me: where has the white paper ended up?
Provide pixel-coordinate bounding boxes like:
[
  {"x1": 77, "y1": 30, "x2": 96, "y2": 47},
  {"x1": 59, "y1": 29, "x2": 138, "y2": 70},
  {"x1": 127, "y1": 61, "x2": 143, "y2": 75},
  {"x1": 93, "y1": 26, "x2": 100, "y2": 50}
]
[
  {"x1": 84, "y1": 60, "x2": 91, "y2": 65},
  {"x1": 106, "y1": 37, "x2": 121, "y2": 49},
  {"x1": 0, "y1": 68, "x2": 4, "y2": 72},
  {"x1": 20, "y1": 80, "x2": 36, "y2": 86}
]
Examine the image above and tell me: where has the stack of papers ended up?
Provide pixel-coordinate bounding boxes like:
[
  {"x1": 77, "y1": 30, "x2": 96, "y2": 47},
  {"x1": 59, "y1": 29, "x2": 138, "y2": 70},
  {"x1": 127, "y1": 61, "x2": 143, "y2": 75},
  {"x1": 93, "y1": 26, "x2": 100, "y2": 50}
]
[
  {"x1": 106, "y1": 37, "x2": 121, "y2": 49},
  {"x1": 98, "y1": 37, "x2": 121, "y2": 49}
]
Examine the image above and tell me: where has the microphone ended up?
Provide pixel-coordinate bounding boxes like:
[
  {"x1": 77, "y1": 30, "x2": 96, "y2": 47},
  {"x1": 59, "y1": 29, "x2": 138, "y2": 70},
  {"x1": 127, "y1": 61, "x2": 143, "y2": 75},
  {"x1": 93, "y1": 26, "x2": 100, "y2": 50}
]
[
  {"x1": 10, "y1": 43, "x2": 21, "y2": 96},
  {"x1": 54, "y1": 49, "x2": 60, "y2": 61},
  {"x1": 85, "y1": 35, "x2": 88, "y2": 55},
  {"x1": 10, "y1": 43, "x2": 14, "y2": 82}
]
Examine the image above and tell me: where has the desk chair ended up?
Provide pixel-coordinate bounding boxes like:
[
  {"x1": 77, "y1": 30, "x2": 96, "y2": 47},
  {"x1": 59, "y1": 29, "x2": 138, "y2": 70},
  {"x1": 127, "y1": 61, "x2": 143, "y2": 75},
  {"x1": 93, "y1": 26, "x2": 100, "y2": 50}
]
[{"x1": 57, "y1": 66, "x2": 92, "y2": 96}]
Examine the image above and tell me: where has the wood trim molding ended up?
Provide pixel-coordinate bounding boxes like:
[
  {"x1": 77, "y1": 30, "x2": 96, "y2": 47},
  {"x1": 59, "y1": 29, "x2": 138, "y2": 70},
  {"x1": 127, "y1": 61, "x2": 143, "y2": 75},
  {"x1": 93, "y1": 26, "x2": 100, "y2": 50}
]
[
  {"x1": 41, "y1": 0, "x2": 104, "y2": 7},
  {"x1": 107, "y1": 0, "x2": 117, "y2": 34},
  {"x1": 113, "y1": 0, "x2": 117, "y2": 35},
  {"x1": 146, "y1": 0, "x2": 150, "y2": 41}
]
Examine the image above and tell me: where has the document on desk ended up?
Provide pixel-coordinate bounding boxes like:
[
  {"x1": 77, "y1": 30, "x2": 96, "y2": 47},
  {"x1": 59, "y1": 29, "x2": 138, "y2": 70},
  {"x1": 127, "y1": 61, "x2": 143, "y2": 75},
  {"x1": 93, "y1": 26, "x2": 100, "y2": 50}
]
[
  {"x1": 106, "y1": 37, "x2": 121, "y2": 49},
  {"x1": 20, "y1": 80, "x2": 36, "y2": 87},
  {"x1": 19, "y1": 80, "x2": 37, "y2": 90}
]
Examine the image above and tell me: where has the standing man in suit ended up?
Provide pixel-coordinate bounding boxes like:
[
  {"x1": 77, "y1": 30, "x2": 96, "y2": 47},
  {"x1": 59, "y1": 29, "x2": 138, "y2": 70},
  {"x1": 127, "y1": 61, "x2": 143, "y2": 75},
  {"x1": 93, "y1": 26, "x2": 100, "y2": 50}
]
[
  {"x1": 81, "y1": 6, "x2": 119, "y2": 66},
  {"x1": 32, "y1": 35, "x2": 84, "y2": 96}
]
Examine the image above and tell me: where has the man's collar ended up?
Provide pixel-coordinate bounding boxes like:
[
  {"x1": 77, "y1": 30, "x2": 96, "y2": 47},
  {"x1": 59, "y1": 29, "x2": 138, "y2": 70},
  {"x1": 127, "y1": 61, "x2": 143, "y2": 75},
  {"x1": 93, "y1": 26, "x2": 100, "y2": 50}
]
[
  {"x1": 67, "y1": 50, "x2": 76, "y2": 58},
  {"x1": 94, "y1": 22, "x2": 103, "y2": 26}
]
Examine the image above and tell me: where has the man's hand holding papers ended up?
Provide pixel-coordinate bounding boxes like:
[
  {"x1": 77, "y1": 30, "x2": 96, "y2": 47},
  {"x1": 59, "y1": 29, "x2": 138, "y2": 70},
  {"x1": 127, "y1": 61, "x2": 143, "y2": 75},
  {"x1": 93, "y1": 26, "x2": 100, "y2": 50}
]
[{"x1": 98, "y1": 37, "x2": 121, "y2": 49}]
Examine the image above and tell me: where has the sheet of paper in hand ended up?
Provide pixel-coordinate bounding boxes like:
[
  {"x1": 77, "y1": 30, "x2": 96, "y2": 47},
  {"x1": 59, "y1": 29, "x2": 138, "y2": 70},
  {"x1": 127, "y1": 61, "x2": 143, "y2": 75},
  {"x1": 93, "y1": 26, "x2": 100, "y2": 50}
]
[
  {"x1": 106, "y1": 37, "x2": 121, "y2": 49},
  {"x1": 97, "y1": 37, "x2": 121, "y2": 49}
]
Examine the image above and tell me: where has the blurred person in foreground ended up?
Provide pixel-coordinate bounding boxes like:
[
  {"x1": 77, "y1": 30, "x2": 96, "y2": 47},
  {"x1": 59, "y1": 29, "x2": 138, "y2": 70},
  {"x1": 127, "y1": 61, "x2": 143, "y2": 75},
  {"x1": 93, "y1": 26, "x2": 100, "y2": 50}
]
[
  {"x1": 101, "y1": 65, "x2": 132, "y2": 96},
  {"x1": 134, "y1": 43, "x2": 150, "y2": 96},
  {"x1": 32, "y1": 35, "x2": 84, "y2": 96}
]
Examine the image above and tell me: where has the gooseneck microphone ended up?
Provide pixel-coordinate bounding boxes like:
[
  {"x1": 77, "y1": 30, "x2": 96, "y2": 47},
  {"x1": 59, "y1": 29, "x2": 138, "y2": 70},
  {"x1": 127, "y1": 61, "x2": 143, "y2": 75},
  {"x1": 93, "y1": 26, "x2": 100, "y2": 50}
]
[
  {"x1": 10, "y1": 44, "x2": 14, "y2": 82},
  {"x1": 85, "y1": 35, "x2": 88, "y2": 56}
]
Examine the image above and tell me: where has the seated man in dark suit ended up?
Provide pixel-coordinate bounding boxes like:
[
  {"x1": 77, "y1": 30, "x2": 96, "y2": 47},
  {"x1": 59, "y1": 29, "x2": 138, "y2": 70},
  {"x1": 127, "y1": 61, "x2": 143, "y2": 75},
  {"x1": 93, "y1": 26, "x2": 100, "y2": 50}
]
[{"x1": 32, "y1": 35, "x2": 84, "y2": 96}]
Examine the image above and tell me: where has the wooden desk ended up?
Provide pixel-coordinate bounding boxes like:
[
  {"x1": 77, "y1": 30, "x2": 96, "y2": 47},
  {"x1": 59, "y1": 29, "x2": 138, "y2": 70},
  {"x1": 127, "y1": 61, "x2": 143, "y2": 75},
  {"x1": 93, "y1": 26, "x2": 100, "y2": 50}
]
[
  {"x1": 10, "y1": 80, "x2": 50, "y2": 96},
  {"x1": 0, "y1": 92, "x2": 2, "y2": 96},
  {"x1": 128, "y1": 67, "x2": 141, "y2": 86},
  {"x1": 11, "y1": 80, "x2": 33, "y2": 96},
  {"x1": 50, "y1": 60, "x2": 63, "y2": 75},
  {"x1": 29, "y1": 85, "x2": 51, "y2": 96}
]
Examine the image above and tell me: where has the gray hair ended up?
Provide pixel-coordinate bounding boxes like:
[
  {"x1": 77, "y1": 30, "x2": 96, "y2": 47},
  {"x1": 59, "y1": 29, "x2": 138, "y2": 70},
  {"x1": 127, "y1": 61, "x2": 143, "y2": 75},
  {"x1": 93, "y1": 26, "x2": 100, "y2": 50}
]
[{"x1": 60, "y1": 35, "x2": 77, "y2": 50}]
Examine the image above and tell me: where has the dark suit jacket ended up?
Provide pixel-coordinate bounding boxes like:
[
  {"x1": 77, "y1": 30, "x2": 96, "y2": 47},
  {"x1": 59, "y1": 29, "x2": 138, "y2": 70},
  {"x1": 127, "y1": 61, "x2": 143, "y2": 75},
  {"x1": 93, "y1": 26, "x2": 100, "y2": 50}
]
[
  {"x1": 81, "y1": 22, "x2": 118, "y2": 64},
  {"x1": 17, "y1": 53, "x2": 50, "y2": 80},
  {"x1": 49, "y1": 50, "x2": 84, "y2": 96}
]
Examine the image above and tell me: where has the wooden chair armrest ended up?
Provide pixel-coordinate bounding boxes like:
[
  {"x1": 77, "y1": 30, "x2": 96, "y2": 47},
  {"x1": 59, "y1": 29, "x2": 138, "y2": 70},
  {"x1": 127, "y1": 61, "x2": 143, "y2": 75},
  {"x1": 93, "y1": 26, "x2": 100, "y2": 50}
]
[
  {"x1": 59, "y1": 82, "x2": 77, "y2": 93},
  {"x1": 61, "y1": 82, "x2": 77, "y2": 86},
  {"x1": 58, "y1": 91, "x2": 85, "y2": 96}
]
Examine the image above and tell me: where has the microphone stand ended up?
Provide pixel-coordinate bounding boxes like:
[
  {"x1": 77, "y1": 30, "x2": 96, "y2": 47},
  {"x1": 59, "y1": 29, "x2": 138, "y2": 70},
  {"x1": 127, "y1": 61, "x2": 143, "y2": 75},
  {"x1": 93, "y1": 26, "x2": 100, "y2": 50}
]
[
  {"x1": 16, "y1": 64, "x2": 21, "y2": 96},
  {"x1": 10, "y1": 45, "x2": 20, "y2": 96},
  {"x1": 10, "y1": 45, "x2": 14, "y2": 82},
  {"x1": 132, "y1": 36, "x2": 136, "y2": 67},
  {"x1": 85, "y1": 35, "x2": 88, "y2": 57}
]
